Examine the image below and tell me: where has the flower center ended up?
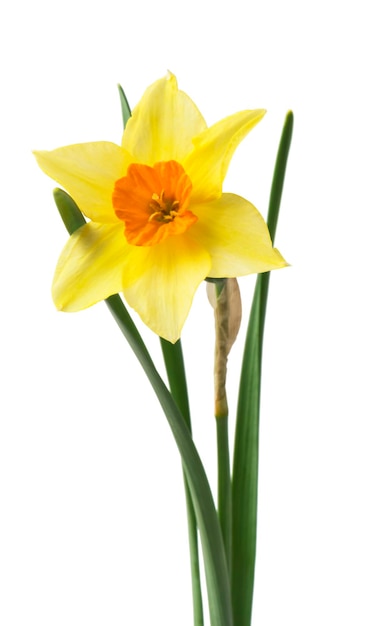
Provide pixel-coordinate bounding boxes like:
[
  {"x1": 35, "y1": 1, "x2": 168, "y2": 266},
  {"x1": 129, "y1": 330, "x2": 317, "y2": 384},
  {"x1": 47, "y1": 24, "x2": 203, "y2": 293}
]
[
  {"x1": 112, "y1": 160, "x2": 197, "y2": 246},
  {"x1": 148, "y1": 190, "x2": 180, "y2": 223}
]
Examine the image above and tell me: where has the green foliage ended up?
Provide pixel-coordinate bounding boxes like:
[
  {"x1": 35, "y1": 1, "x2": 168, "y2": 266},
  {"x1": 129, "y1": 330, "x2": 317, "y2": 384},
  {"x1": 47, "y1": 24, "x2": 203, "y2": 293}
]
[
  {"x1": 52, "y1": 184, "x2": 232, "y2": 626},
  {"x1": 231, "y1": 111, "x2": 294, "y2": 626}
]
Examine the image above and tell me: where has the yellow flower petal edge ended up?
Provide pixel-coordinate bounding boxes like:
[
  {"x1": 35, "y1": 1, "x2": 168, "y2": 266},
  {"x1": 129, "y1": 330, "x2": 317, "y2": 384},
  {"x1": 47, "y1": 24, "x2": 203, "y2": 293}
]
[
  {"x1": 123, "y1": 236, "x2": 211, "y2": 344},
  {"x1": 184, "y1": 109, "x2": 266, "y2": 202},
  {"x1": 122, "y1": 72, "x2": 207, "y2": 165},
  {"x1": 53, "y1": 222, "x2": 131, "y2": 311},
  {"x1": 34, "y1": 142, "x2": 132, "y2": 223},
  {"x1": 189, "y1": 193, "x2": 287, "y2": 277},
  {"x1": 35, "y1": 72, "x2": 287, "y2": 342}
]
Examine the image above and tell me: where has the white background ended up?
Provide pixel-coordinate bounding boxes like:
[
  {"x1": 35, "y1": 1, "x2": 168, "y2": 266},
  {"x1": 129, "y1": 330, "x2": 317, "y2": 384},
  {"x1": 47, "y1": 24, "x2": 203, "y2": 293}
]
[{"x1": 1, "y1": 0, "x2": 380, "y2": 624}]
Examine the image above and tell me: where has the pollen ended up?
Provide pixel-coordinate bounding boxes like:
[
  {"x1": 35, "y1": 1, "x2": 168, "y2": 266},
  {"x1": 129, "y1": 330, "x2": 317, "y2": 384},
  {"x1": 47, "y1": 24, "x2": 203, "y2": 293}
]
[{"x1": 112, "y1": 160, "x2": 198, "y2": 246}]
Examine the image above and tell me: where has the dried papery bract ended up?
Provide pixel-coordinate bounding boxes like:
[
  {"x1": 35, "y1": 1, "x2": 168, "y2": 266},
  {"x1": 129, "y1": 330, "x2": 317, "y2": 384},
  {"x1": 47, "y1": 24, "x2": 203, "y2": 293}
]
[{"x1": 207, "y1": 278, "x2": 242, "y2": 418}]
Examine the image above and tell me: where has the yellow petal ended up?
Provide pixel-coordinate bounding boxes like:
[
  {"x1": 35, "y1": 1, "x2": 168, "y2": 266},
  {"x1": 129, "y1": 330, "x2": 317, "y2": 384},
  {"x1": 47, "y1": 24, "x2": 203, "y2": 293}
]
[
  {"x1": 52, "y1": 222, "x2": 131, "y2": 311},
  {"x1": 122, "y1": 73, "x2": 207, "y2": 165},
  {"x1": 123, "y1": 235, "x2": 211, "y2": 343},
  {"x1": 183, "y1": 109, "x2": 266, "y2": 202},
  {"x1": 34, "y1": 142, "x2": 132, "y2": 223},
  {"x1": 189, "y1": 193, "x2": 287, "y2": 276}
]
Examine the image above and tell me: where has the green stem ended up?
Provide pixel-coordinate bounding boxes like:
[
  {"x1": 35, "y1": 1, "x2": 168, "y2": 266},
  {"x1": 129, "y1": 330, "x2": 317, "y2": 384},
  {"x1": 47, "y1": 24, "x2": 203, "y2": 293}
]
[
  {"x1": 216, "y1": 415, "x2": 232, "y2": 575},
  {"x1": 160, "y1": 338, "x2": 204, "y2": 626},
  {"x1": 210, "y1": 280, "x2": 236, "y2": 581}
]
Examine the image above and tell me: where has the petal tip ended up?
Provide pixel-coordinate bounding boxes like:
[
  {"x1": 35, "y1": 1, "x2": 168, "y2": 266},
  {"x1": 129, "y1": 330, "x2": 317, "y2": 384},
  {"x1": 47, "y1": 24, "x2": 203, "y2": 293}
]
[
  {"x1": 166, "y1": 69, "x2": 176, "y2": 81},
  {"x1": 273, "y1": 248, "x2": 290, "y2": 269}
]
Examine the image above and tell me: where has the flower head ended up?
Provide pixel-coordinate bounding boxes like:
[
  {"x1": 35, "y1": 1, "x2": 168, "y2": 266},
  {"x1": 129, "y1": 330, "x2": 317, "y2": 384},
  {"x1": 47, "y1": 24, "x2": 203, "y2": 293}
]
[{"x1": 34, "y1": 73, "x2": 287, "y2": 343}]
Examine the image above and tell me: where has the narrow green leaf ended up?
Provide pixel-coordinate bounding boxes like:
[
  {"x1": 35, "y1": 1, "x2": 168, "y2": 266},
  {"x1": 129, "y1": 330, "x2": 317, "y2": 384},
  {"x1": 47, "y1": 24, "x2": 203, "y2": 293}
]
[
  {"x1": 107, "y1": 296, "x2": 233, "y2": 626},
  {"x1": 160, "y1": 339, "x2": 192, "y2": 431},
  {"x1": 231, "y1": 111, "x2": 294, "y2": 626},
  {"x1": 267, "y1": 111, "x2": 294, "y2": 241},
  {"x1": 118, "y1": 83, "x2": 132, "y2": 128},
  {"x1": 52, "y1": 190, "x2": 232, "y2": 626},
  {"x1": 53, "y1": 188, "x2": 86, "y2": 234},
  {"x1": 160, "y1": 338, "x2": 204, "y2": 626}
]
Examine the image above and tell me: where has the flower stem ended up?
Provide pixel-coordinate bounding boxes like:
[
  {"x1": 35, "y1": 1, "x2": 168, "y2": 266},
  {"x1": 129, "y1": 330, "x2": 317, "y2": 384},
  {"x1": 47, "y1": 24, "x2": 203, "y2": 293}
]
[
  {"x1": 160, "y1": 338, "x2": 204, "y2": 626},
  {"x1": 216, "y1": 414, "x2": 232, "y2": 575},
  {"x1": 208, "y1": 280, "x2": 241, "y2": 580}
]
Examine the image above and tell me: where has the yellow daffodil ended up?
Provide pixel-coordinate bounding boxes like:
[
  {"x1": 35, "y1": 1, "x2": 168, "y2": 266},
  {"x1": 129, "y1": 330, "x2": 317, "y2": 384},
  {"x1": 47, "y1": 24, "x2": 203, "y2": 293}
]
[{"x1": 34, "y1": 73, "x2": 287, "y2": 343}]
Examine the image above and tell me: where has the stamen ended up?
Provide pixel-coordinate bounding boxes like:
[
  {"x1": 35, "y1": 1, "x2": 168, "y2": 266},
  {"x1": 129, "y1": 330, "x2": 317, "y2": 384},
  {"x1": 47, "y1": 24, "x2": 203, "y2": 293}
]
[
  {"x1": 112, "y1": 160, "x2": 197, "y2": 246},
  {"x1": 148, "y1": 189, "x2": 180, "y2": 223}
]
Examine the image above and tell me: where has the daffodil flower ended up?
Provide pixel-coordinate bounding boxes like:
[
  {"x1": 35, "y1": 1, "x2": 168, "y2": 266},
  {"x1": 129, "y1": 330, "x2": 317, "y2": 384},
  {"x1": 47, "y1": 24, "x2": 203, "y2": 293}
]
[{"x1": 34, "y1": 73, "x2": 287, "y2": 342}]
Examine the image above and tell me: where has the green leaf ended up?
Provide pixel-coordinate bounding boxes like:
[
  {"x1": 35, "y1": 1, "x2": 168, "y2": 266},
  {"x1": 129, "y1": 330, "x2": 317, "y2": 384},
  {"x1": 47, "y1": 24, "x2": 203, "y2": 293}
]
[
  {"x1": 118, "y1": 83, "x2": 132, "y2": 128},
  {"x1": 53, "y1": 188, "x2": 86, "y2": 234},
  {"x1": 52, "y1": 190, "x2": 232, "y2": 626},
  {"x1": 160, "y1": 338, "x2": 204, "y2": 626},
  {"x1": 231, "y1": 111, "x2": 294, "y2": 626},
  {"x1": 107, "y1": 296, "x2": 232, "y2": 626}
]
